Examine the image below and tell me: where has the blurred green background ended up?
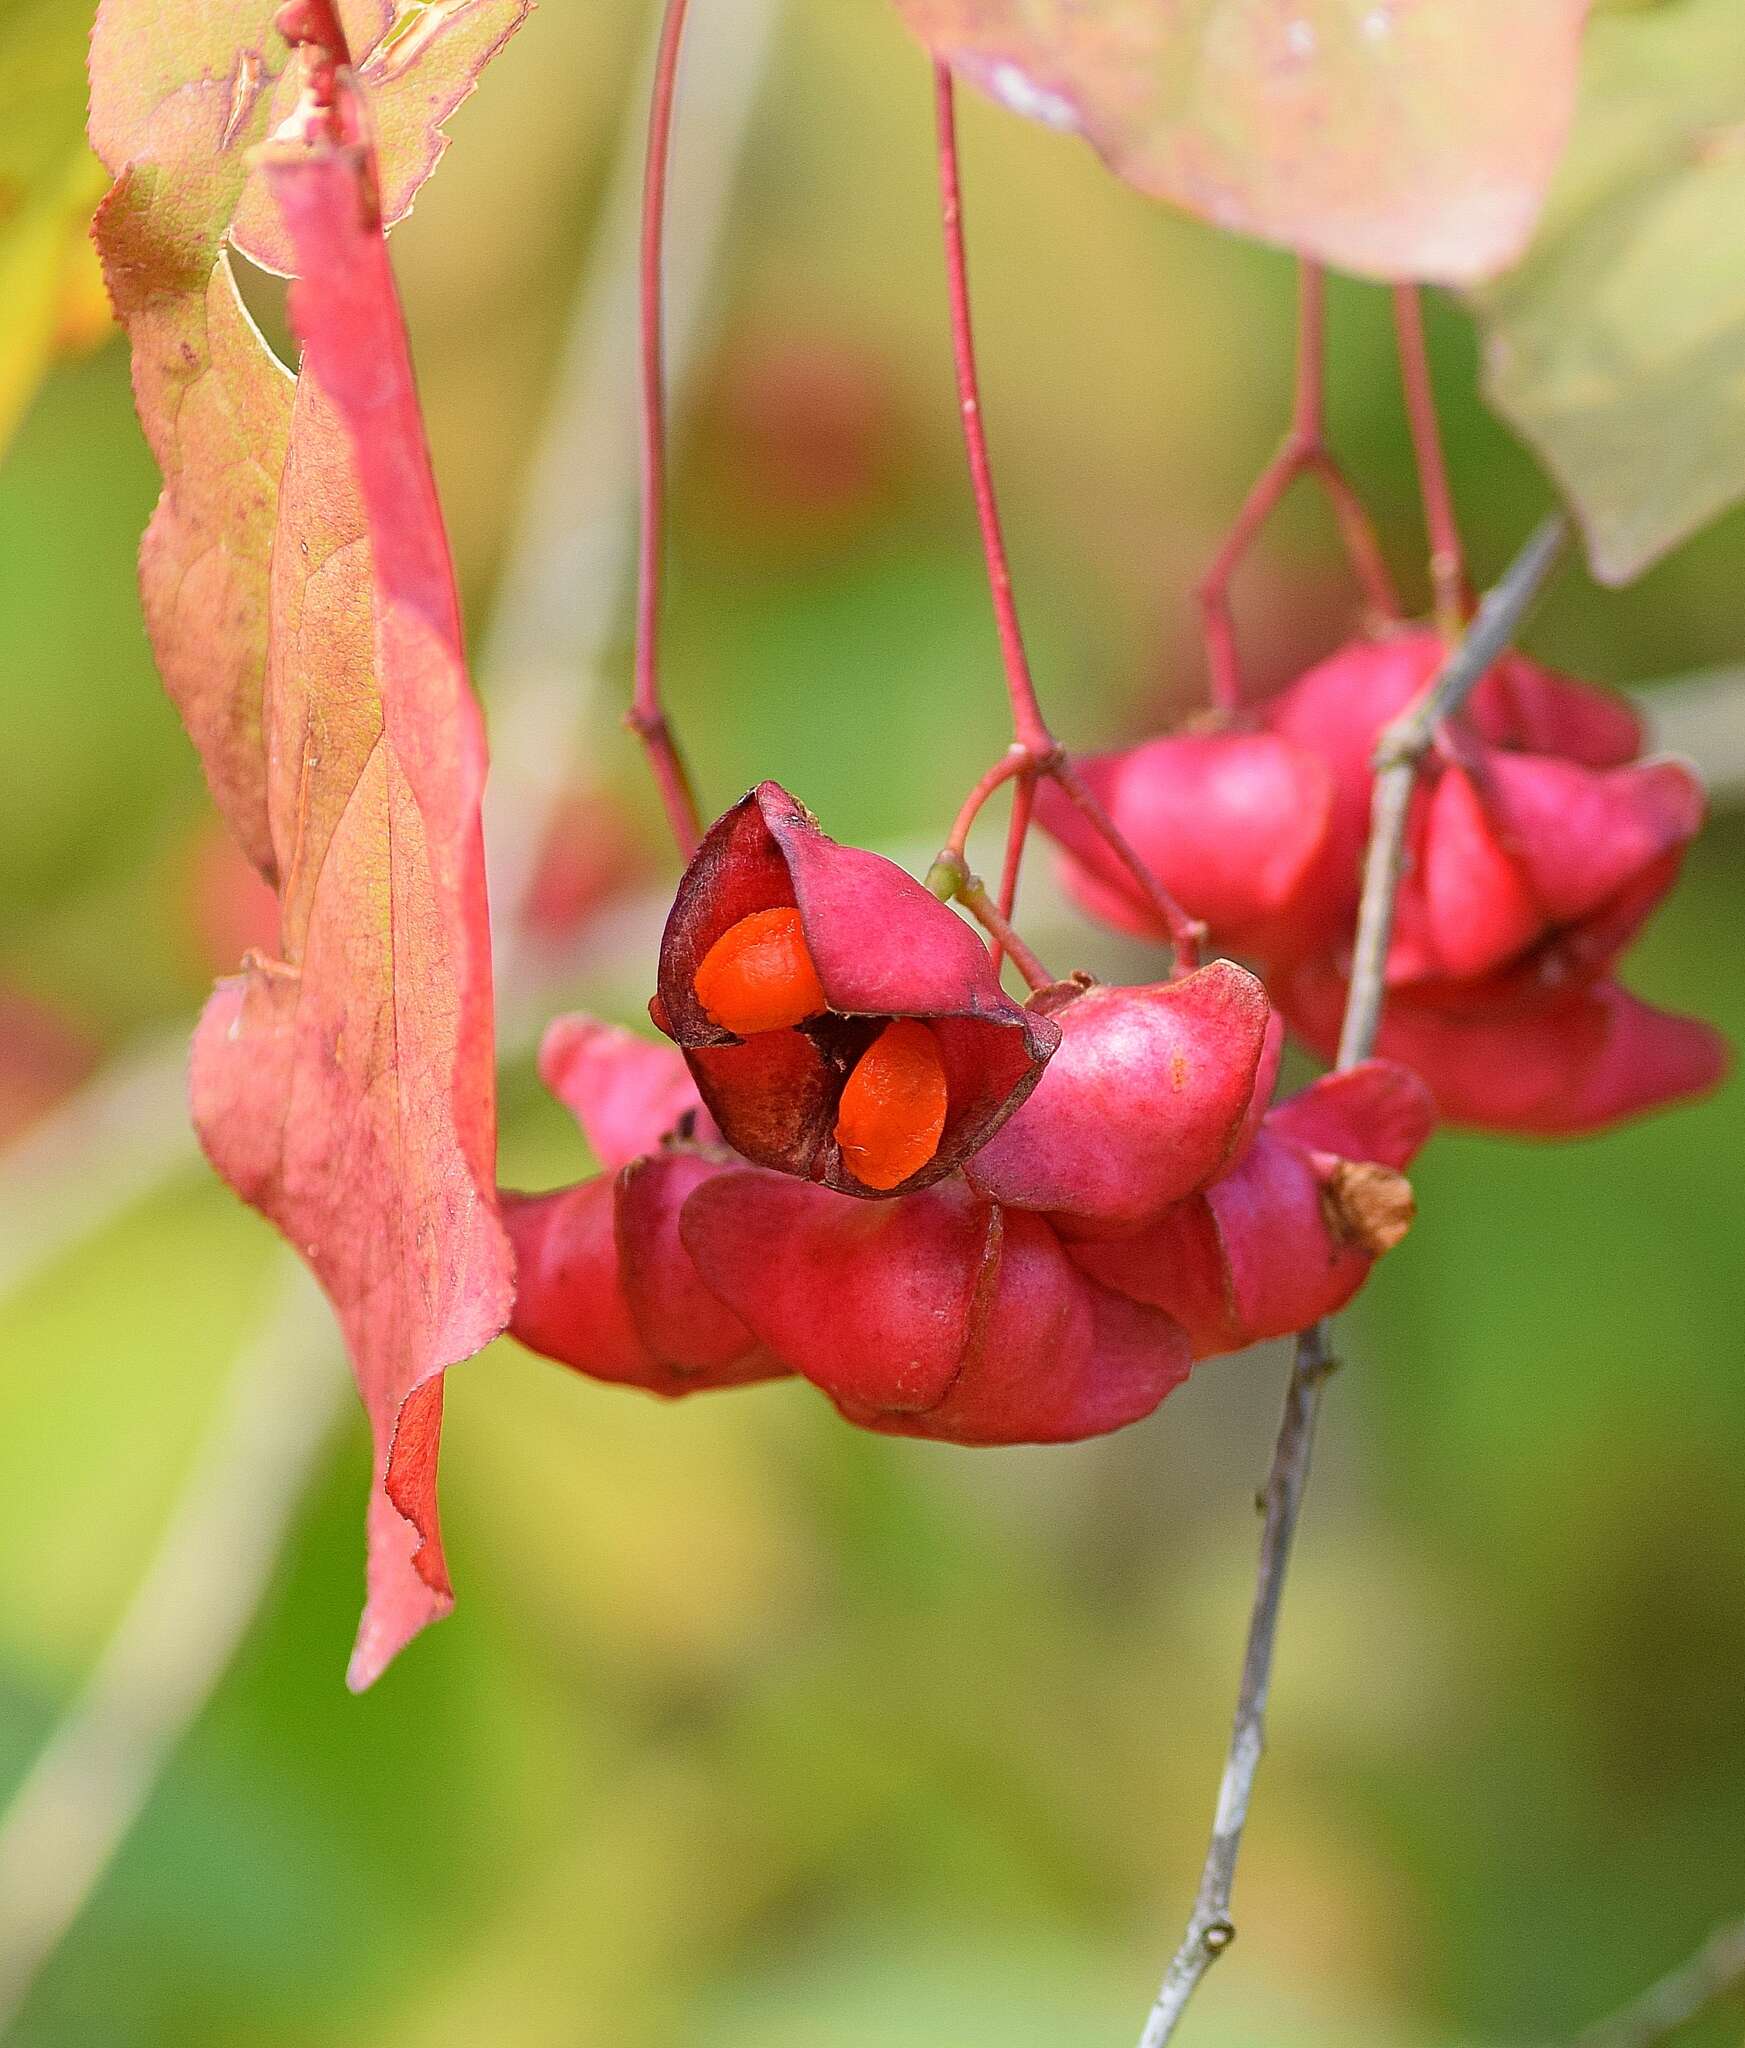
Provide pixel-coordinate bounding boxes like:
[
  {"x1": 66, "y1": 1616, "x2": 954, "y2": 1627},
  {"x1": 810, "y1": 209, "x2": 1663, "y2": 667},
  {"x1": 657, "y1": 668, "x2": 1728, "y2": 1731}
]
[{"x1": 2, "y1": 2, "x2": 1742, "y2": 2044}]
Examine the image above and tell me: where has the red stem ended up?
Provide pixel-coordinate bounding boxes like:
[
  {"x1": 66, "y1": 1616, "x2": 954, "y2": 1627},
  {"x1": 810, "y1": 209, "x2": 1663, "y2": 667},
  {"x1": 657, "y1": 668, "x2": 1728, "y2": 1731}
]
[
  {"x1": 1197, "y1": 262, "x2": 1400, "y2": 712},
  {"x1": 934, "y1": 63, "x2": 1052, "y2": 759},
  {"x1": 276, "y1": 0, "x2": 352, "y2": 67},
  {"x1": 1391, "y1": 283, "x2": 1468, "y2": 637},
  {"x1": 988, "y1": 769, "x2": 1036, "y2": 978},
  {"x1": 931, "y1": 63, "x2": 1203, "y2": 975},
  {"x1": 956, "y1": 871, "x2": 1053, "y2": 992},
  {"x1": 943, "y1": 748, "x2": 1043, "y2": 860},
  {"x1": 272, "y1": 0, "x2": 354, "y2": 136},
  {"x1": 631, "y1": 0, "x2": 705, "y2": 861}
]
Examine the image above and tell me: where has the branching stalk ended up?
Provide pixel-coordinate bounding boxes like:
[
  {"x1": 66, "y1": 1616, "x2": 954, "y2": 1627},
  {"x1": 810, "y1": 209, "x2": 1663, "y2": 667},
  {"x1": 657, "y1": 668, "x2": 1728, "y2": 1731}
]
[
  {"x1": 1136, "y1": 510, "x2": 1571, "y2": 2048},
  {"x1": 1197, "y1": 262, "x2": 1400, "y2": 712},
  {"x1": 926, "y1": 849, "x2": 1054, "y2": 990}
]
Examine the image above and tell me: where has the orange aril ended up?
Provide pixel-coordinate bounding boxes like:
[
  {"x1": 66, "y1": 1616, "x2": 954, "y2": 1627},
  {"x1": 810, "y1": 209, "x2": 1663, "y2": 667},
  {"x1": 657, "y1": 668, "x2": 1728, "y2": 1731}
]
[
  {"x1": 694, "y1": 906, "x2": 827, "y2": 1035},
  {"x1": 835, "y1": 1018, "x2": 949, "y2": 1190}
]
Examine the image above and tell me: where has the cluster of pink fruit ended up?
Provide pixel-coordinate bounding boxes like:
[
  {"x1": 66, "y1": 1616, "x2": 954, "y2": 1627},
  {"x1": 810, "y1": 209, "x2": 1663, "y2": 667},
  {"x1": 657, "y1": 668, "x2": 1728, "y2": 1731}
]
[
  {"x1": 503, "y1": 627, "x2": 1725, "y2": 1446},
  {"x1": 1043, "y1": 628, "x2": 1724, "y2": 1136},
  {"x1": 496, "y1": 10, "x2": 1729, "y2": 1452},
  {"x1": 507, "y1": 781, "x2": 1434, "y2": 1443}
]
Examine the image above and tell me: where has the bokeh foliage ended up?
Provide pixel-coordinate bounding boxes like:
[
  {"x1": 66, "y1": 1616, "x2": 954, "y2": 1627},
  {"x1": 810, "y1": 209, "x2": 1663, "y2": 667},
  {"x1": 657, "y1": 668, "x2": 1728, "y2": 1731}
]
[{"x1": 1, "y1": 2, "x2": 1741, "y2": 2043}]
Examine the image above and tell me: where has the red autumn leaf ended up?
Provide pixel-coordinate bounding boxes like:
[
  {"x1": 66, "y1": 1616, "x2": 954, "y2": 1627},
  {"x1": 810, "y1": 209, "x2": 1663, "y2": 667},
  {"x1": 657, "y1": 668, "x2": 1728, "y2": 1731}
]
[
  {"x1": 89, "y1": 81, "x2": 295, "y2": 878},
  {"x1": 90, "y1": 1, "x2": 520, "y2": 1686},
  {"x1": 890, "y1": 0, "x2": 1592, "y2": 284},
  {"x1": 228, "y1": 0, "x2": 533, "y2": 276},
  {"x1": 88, "y1": 0, "x2": 529, "y2": 276},
  {"x1": 88, "y1": 0, "x2": 296, "y2": 184},
  {"x1": 87, "y1": 0, "x2": 527, "y2": 881}
]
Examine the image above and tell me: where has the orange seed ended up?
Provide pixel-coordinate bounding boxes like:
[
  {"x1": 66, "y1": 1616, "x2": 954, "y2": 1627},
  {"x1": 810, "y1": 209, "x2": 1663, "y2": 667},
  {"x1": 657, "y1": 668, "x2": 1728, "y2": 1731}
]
[
  {"x1": 835, "y1": 1018, "x2": 949, "y2": 1191},
  {"x1": 694, "y1": 906, "x2": 827, "y2": 1035}
]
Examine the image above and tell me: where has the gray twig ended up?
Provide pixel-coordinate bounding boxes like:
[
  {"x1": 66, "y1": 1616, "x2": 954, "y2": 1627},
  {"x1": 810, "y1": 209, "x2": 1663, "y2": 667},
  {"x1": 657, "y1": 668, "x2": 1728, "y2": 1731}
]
[
  {"x1": 1339, "y1": 511, "x2": 1569, "y2": 1066},
  {"x1": 1577, "y1": 1917, "x2": 1745, "y2": 2048},
  {"x1": 1136, "y1": 1324, "x2": 1337, "y2": 2048},
  {"x1": 1136, "y1": 511, "x2": 1572, "y2": 2048}
]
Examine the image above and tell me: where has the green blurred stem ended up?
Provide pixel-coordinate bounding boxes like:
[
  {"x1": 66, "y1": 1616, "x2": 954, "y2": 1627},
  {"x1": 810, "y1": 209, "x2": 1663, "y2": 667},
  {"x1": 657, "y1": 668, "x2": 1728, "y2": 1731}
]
[
  {"x1": 1137, "y1": 509, "x2": 1571, "y2": 2048},
  {"x1": 1577, "y1": 1916, "x2": 1745, "y2": 2048}
]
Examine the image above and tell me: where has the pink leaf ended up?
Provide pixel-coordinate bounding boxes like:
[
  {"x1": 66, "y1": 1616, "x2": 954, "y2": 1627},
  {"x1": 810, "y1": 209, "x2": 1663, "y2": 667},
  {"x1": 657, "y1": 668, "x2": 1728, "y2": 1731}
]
[
  {"x1": 186, "y1": 33, "x2": 512, "y2": 1687},
  {"x1": 90, "y1": 84, "x2": 294, "y2": 877},
  {"x1": 891, "y1": 0, "x2": 1591, "y2": 283},
  {"x1": 229, "y1": 0, "x2": 532, "y2": 275}
]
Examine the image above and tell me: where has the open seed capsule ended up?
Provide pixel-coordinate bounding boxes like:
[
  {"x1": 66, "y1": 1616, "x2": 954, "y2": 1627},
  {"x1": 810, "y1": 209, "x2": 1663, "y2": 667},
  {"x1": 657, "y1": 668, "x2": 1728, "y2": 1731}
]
[{"x1": 654, "y1": 782, "x2": 1057, "y2": 1197}]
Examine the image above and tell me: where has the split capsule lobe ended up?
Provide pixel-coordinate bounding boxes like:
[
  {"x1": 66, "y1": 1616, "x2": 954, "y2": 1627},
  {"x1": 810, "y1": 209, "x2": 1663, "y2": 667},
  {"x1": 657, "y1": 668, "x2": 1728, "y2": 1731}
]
[{"x1": 694, "y1": 907, "x2": 826, "y2": 1035}]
